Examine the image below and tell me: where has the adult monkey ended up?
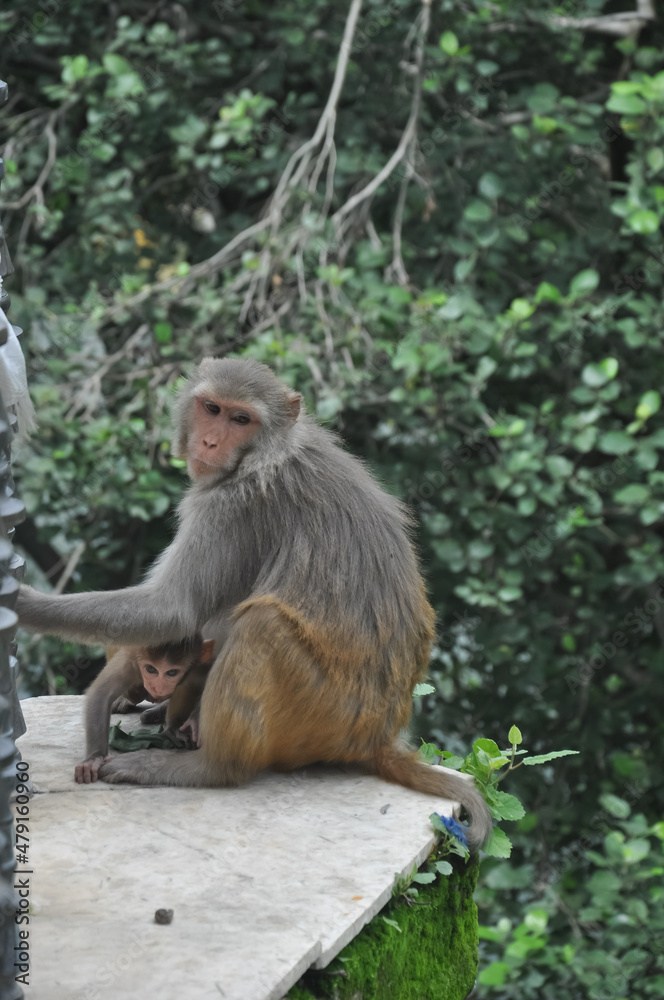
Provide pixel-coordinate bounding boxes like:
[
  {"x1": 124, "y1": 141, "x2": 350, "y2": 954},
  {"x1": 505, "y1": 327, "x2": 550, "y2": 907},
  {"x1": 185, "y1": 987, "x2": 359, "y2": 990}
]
[{"x1": 17, "y1": 358, "x2": 491, "y2": 849}]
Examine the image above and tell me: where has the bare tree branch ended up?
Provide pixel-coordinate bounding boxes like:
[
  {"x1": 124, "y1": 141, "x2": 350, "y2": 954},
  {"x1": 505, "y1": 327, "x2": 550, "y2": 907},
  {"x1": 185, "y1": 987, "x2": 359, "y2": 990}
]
[
  {"x1": 332, "y1": 0, "x2": 432, "y2": 230},
  {"x1": 547, "y1": 0, "x2": 654, "y2": 36},
  {"x1": 0, "y1": 113, "x2": 57, "y2": 211}
]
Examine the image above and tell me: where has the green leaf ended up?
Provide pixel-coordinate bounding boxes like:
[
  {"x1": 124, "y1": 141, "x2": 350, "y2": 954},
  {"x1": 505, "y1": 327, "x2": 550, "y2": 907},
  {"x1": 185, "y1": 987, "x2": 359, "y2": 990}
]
[
  {"x1": 534, "y1": 281, "x2": 562, "y2": 302},
  {"x1": 508, "y1": 298, "x2": 535, "y2": 320},
  {"x1": 533, "y1": 115, "x2": 558, "y2": 133},
  {"x1": 103, "y1": 53, "x2": 134, "y2": 76},
  {"x1": 508, "y1": 725, "x2": 522, "y2": 745},
  {"x1": 413, "y1": 682, "x2": 436, "y2": 698},
  {"x1": 498, "y1": 586, "x2": 522, "y2": 602},
  {"x1": 464, "y1": 200, "x2": 492, "y2": 222},
  {"x1": 316, "y1": 396, "x2": 343, "y2": 420},
  {"x1": 381, "y1": 916, "x2": 402, "y2": 932},
  {"x1": 627, "y1": 209, "x2": 660, "y2": 234},
  {"x1": 439, "y1": 754, "x2": 465, "y2": 770},
  {"x1": 154, "y1": 323, "x2": 172, "y2": 343},
  {"x1": 435, "y1": 860, "x2": 453, "y2": 876},
  {"x1": 647, "y1": 148, "x2": 664, "y2": 172},
  {"x1": 636, "y1": 390, "x2": 661, "y2": 420},
  {"x1": 478, "y1": 172, "x2": 503, "y2": 198},
  {"x1": 518, "y1": 496, "x2": 536, "y2": 516},
  {"x1": 473, "y1": 738, "x2": 501, "y2": 757},
  {"x1": 483, "y1": 827, "x2": 512, "y2": 858},
  {"x1": 599, "y1": 793, "x2": 631, "y2": 819},
  {"x1": 524, "y1": 909, "x2": 548, "y2": 933},
  {"x1": 412, "y1": 872, "x2": 436, "y2": 884},
  {"x1": 490, "y1": 418, "x2": 526, "y2": 437},
  {"x1": 614, "y1": 484, "x2": 649, "y2": 504},
  {"x1": 439, "y1": 31, "x2": 459, "y2": 55},
  {"x1": 62, "y1": 54, "x2": 89, "y2": 83},
  {"x1": 581, "y1": 357, "x2": 618, "y2": 387},
  {"x1": 623, "y1": 839, "x2": 651, "y2": 864},
  {"x1": 597, "y1": 431, "x2": 635, "y2": 455},
  {"x1": 478, "y1": 962, "x2": 511, "y2": 986},
  {"x1": 545, "y1": 455, "x2": 574, "y2": 478},
  {"x1": 487, "y1": 789, "x2": 526, "y2": 821},
  {"x1": 283, "y1": 27, "x2": 305, "y2": 45},
  {"x1": 523, "y1": 750, "x2": 579, "y2": 765},
  {"x1": 606, "y1": 93, "x2": 647, "y2": 114},
  {"x1": 419, "y1": 741, "x2": 442, "y2": 763},
  {"x1": 569, "y1": 268, "x2": 599, "y2": 298}
]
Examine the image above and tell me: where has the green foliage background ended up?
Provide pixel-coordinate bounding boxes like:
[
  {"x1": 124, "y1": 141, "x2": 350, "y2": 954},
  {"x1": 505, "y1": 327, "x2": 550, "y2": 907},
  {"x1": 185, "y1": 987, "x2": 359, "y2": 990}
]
[{"x1": 2, "y1": 1, "x2": 664, "y2": 996}]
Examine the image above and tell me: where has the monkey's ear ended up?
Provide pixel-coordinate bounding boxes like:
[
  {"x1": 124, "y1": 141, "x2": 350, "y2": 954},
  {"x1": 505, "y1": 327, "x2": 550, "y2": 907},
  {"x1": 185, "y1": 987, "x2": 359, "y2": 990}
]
[
  {"x1": 201, "y1": 639, "x2": 215, "y2": 663},
  {"x1": 286, "y1": 392, "x2": 302, "y2": 425}
]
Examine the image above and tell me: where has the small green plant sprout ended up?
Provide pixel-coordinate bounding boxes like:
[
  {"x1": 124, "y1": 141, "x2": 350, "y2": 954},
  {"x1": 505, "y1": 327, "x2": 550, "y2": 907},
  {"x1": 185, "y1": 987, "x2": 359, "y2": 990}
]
[
  {"x1": 390, "y1": 814, "x2": 465, "y2": 912},
  {"x1": 419, "y1": 725, "x2": 579, "y2": 858},
  {"x1": 392, "y1": 853, "x2": 449, "y2": 908}
]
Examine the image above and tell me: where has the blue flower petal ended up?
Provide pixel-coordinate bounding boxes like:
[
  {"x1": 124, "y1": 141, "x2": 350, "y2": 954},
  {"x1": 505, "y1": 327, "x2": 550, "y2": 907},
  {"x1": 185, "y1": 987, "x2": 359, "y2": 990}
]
[{"x1": 437, "y1": 814, "x2": 469, "y2": 848}]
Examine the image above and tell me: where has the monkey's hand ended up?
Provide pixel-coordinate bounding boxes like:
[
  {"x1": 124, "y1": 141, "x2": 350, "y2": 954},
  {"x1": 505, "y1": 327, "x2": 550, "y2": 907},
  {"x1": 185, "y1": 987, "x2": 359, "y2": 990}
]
[
  {"x1": 179, "y1": 713, "x2": 200, "y2": 748},
  {"x1": 75, "y1": 755, "x2": 111, "y2": 784},
  {"x1": 140, "y1": 702, "x2": 169, "y2": 725},
  {"x1": 99, "y1": 749, "x2": 200, "y2": 786},
  {"x1": 111, "y1": 697, "x2": 140, "y2": 714}
]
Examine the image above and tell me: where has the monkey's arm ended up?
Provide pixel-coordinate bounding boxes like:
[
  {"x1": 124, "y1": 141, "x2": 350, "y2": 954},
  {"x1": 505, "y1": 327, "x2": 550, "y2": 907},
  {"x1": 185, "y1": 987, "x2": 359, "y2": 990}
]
[
  {"x1": 165, "y1": 661, "x2": 210, "y2": 742},
  {"x1": 75, "y1": 651, "x2": 137, "y2": 784},
  {"x1": 16, "y1": 582, "x2": 197, "y2": 646},
  {"x1": 16, "y1": 516, "x2": 234, "y2": 644}
]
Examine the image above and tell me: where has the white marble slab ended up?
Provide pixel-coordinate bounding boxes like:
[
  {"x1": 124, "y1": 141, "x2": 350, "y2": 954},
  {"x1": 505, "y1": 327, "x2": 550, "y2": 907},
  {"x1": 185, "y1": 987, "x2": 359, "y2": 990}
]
[{"x1": 16, "y1": 696, "x2": 464, "y2": 1000}]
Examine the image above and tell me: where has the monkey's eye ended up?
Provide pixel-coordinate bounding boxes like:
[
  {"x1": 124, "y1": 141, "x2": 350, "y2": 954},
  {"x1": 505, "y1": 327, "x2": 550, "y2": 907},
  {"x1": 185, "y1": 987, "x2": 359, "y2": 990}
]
[
  {"x1": 166, "y1": 668, "x2": 182, "y2": 677},
  {"x1": 144, "y1": 663, "x2": 157, "y2": 674},
  {"x1": 232, "y1": 413, "x2": 251, "y2": 425},
  {"x1": 204, "y1": 401, "x2": 221, "y2": 415}
]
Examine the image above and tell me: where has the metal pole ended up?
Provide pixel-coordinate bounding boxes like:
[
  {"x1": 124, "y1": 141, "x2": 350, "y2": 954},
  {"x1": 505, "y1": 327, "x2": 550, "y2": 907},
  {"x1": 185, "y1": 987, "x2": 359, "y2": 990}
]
[{"x1": 0, "y1": 76, "x2": 26, "y2": 1000}]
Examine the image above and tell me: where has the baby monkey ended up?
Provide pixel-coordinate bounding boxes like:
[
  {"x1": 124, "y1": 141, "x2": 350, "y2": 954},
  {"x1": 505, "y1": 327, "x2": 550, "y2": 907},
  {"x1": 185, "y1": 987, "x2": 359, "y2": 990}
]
[{"x1": 75, "y1": 637, "x2": 215, "y2": 784}]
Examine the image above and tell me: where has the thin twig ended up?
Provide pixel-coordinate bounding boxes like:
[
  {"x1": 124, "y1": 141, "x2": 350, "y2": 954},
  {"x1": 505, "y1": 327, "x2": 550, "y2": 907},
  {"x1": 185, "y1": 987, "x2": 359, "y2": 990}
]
[
  {"x1": 66, "y1": 323, "x2": 150, "y2": 419},
  {"x1": 332, "y1": 0, "x2": 431, "y2": 230},
  {"x1": 53, "y1": 541, "x2": 86, "y2": 596},
  {"x1": 0, "y1": 114, "x2": 57, "y2": 211}
]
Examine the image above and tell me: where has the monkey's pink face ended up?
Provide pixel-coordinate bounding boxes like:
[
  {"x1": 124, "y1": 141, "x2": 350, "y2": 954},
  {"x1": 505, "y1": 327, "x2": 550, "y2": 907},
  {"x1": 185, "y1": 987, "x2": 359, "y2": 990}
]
[
  {"x1": 188, "y1": 396, "x2": 261, "y2": 478},
  {"x1": 137, "y1": 657, "x2": 188, "y2": 701}
]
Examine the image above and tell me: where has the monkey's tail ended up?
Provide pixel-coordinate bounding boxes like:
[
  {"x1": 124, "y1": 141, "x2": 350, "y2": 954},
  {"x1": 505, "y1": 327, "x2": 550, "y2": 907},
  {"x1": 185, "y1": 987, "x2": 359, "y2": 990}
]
[{"x1": 368, "y1": 744, "x2": 492, "y2": 852}]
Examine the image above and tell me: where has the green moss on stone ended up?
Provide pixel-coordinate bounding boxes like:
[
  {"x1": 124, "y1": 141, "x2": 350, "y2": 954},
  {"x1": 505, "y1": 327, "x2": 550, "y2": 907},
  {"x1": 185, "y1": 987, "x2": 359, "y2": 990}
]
[{"x1": 287, "y1": 859, "x2": 479, "y2": 1000}]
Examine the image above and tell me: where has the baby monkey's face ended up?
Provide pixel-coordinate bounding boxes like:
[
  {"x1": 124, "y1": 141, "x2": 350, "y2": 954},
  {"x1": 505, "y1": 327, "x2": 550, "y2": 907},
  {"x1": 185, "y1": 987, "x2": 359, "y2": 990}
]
[{"x1": 137, "y1": 657, "x2": 188, "y2": 701}]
